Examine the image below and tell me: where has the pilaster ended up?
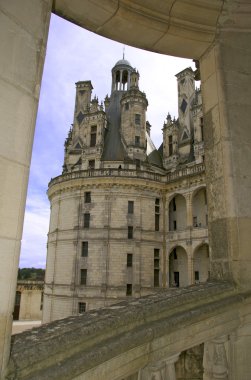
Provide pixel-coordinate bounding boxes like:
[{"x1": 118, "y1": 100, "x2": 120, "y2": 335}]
[
  {"x1": 0, "y1": 0, "x2": 52, "y2": 376},
  {"x1": 200, "y1": 24, "x2": 251, "y2": 287}
]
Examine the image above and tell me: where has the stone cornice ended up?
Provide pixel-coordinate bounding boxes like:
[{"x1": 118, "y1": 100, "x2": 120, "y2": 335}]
[{"x1": 47, "y1": 164, "x2": 205, "y2": 199}]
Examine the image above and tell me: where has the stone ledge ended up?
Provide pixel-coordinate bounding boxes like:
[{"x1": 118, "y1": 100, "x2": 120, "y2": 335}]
[{"x1": 7, "y1": 282, "x2": 250, "y2": 380}]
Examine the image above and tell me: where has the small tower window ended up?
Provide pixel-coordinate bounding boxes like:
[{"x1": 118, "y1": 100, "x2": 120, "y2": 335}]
[
  {"x1": 168, "y1": 135, "x2": 173, "y2": 156},
  {"x1": 125, "y1": 102, "x2": 129, "y2": 111},
  {"x1": 135, "y1": 136, "x2": 140, "y2": 146},
  {"x1": 88, "y1": 160, "x2": 95, "y2": 169},
  {"x1": 135, "y1": 114, "x2": 141, "y2": 125},
  {"x1": 90, "y1": 125, "x2": 97, "y2": 147},
  {"x1": 200, "y1": 117, "x2": 204, "y2": 141}
]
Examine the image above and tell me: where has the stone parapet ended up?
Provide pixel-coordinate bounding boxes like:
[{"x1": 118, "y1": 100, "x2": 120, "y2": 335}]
[
  {"x1": 7, "y1": 281, "x2": 251, "y2": 380},
  {"x1": 48, "y1": 164, "x2": 205, "y2": 189}
]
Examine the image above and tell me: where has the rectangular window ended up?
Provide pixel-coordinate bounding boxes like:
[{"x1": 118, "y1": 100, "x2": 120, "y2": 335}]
[
  {"x1": 200, "y1": 117, "x2": 204, "y2": 141},
  {"x1": 128, "y1": 226, "x2": 133, "y2": 239},
  {"x1": 78, "y1": 302, "x2": 86, "y2": 314},
  {"x1": 81, "y1": 241, "x2": 88, "y2": 257},
  {"x1": 154, "y1": 249, "x2": 160, "y2": 287},
  {"x1": 126, "y1": 284, "x2": 132, "y2": 296},
  {"x1": 173, "y1": 220, "x2": 177, "y2": 230},
  {"x1": 155, "y1": 198, "x2": 160, "y2": 213},
  {"x1": 135, "y1": 113, "x2": 141, "y2": 125},
  {"x1": 88, "y1": 160, "x2": 95, "y2": 169},
  {"x1": 155, "y1": 214, "x2": 159, "y2": 231},
  {"x1": 136, "y1": 159, "x2": 140, "y2": 169},
  {"x1": 154, "y1": 269, "x2": 160, "y2": 287},
  {"x1": 168, "y1": 135, "x2": 173, "y2": 156},
  {"x1": 90, "y1": 126, "x2": 97, "y2": 147},
  {"x1": 155, "y1": 198, "x2": 160, "y2": 231},
  {"x1": 84, "y1": 191, "x2": 91, "y2": 203},
  {"x1": 83, "y1": 213, "x2": 90, "y2": 228},
  {"x1": 135, "y1": 136, "x2": 140, "y2": 146},
  {"x1": 80, "y1": 269, "x2": 87, "y2": 285},
  {"x1": 128, "y1": 201, "x2": 134, "y2": 214},
  {"x1": 195, "y1": 271, "x2": 200, "y2": 282},
  {"x1": 127, "y1": 253, "x2": 133, "y2": 267}
]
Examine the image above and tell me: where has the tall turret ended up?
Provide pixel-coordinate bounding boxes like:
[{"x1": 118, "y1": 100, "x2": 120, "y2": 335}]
[{"x1": 120, "y1": 68, "x2": 148, "y2": 162}]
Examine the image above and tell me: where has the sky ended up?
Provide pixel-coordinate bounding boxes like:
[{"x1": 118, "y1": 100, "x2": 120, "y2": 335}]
[{"x1": 19, "y1": 14, "x2": 192, "y2": 268}]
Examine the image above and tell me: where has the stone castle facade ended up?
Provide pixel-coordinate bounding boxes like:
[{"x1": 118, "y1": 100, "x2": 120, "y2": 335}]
[{"x1": 43, "y1": 59, "x2": 209, "y2": 323}]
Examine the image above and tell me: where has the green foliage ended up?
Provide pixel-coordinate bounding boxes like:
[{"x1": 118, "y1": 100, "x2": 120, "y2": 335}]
[{"x1": 18, "y1": 268, "x2": 45, "y2": 281}]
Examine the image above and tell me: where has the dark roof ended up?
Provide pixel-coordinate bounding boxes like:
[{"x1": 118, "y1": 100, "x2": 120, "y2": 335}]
[
  {"x1": 101, "y1": 92, "x2": 127, "y2": 161},
  {"x1": 147, "y1": 149, "x2": 163, "y2": 168},
  {"x1": 114, "y1": 59, "x2": 132, "y2": 67},
  {"x1": 158, "y1": 143, "x2": 163, "y2": 157}
]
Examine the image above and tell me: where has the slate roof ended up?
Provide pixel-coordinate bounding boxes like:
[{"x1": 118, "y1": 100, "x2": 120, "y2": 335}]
[{"x1": 101, "y1": 92, "x2": 127, "y2": 161}]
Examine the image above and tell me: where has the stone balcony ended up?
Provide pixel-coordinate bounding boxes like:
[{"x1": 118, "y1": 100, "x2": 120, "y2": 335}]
[{"x1": 167, "y1": 227, "x2": 208, "y2": 243}]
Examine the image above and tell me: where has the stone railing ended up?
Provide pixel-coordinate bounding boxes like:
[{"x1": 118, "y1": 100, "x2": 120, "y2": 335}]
[
  {"x1": 48, "y1": 164, "x2": 205, "y2": 188},
  {"x1": 6, "y1": 281, "x2": 251, "y2": 380}
]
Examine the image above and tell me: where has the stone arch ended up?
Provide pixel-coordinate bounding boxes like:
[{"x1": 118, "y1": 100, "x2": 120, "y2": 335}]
[
  {"x1": 192, "y1": 186, "x2": 207, "y2": 228},
  {"x1": 193, "y1": 243, "x2": 209, "y2": 283},
  {"x1": 169, "y1": 245, "x2": 188, "y2": 288},
  {"x1": 168, "y1": 193, "x2": 187, "y2": 231},
  {"x1": 122, "y1": 70, "x2": 129, "y2": 90}
]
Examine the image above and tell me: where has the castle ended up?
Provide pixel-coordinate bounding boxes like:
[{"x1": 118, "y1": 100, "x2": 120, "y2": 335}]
[{"x1": 43, "y1": 58, "x2": 209, "y2": 322}]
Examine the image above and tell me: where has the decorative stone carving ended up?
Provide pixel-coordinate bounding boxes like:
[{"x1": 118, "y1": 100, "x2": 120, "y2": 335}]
[
  {"x1": 203, "y1": 336, "x2": 229, "y2": 380},
  {"x1": 139, "y1": 354, "x2": 180, "y2": 380}
]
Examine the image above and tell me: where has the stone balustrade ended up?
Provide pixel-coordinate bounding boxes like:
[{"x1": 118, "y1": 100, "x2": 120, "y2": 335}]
[
  {"x1": 6, "y1": 281, "x2": 251, "y2": 380},
  {"x1": 48, "y1": 164, "x2": 205, "y2": 188}
]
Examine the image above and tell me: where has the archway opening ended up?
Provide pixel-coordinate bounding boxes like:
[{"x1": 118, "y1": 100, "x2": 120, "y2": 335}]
[
  {"x1": 192, "y1": 187, "x2": 207, "y2": 228},
  {"x1": 169, "y1": 194, "x2": 187, "y2": 231},
  {"x1": 169, "y1": 246, "x2": 188, "y2": 287},
  {"x1": 193, "y1": 243, "x2": 209, "y2": 283}
]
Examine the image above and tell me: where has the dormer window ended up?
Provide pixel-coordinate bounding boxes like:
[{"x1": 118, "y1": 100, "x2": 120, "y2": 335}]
[{"x1": 90, "y1": 125, "x2": 97, "y2": 147}]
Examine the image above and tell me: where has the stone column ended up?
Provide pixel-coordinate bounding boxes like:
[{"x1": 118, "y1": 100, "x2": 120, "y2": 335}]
[
  {"x1": 200, "y1": 9, "x2": 251, "y2": 287},
  {"x1": 185, "y1": 193, "x2": 193, "y2": 228},
  {"x1": 119, "y1": 70, "x2": 123, "y2": 90},
  {"x1": 0, "y1": 0, "x2": 52, "y2": 376},
  {"x1": 139, "y1": 353, "x2": 180, "y2": 379},
  {"x1": 203, "y1": 336, "x2": 229, "y2": 380}
]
